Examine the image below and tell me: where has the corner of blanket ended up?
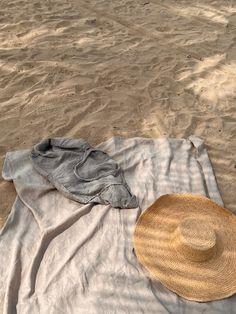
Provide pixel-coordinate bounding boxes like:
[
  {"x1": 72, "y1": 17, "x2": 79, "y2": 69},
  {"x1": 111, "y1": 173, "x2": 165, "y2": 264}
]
[{"x1": 188, "y1": 135, "x2": 205, "y2": 150}]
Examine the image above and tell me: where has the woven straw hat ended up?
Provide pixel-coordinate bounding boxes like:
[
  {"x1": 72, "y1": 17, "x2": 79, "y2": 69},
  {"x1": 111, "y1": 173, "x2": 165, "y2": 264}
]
[{"x1": 133, "y1": 193, "x2": 236, "y2": 302}]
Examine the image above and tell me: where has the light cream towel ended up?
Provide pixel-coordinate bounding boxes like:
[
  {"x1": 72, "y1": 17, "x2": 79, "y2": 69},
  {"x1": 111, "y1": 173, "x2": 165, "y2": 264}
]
[{"x1": 1, "y1": 136, "x2": 232, "y2": 314}]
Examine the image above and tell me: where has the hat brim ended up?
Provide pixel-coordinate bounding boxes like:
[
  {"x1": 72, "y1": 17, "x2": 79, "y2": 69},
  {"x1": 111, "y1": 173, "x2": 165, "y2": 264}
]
[{"x1": 133, "y1": 193, "x2": 236, "y2": 302}]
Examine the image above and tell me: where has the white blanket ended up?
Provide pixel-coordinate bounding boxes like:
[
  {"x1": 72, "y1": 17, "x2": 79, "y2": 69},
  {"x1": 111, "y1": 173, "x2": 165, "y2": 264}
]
[{"x1": 1, "y1": 136, "x2": 234, "y2": 314}]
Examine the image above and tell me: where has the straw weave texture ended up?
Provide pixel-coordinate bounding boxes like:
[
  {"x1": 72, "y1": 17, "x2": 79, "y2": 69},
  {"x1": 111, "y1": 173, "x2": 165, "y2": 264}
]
[{"x1": 133, "y1": 193, "x2": 236, "y2": 302}]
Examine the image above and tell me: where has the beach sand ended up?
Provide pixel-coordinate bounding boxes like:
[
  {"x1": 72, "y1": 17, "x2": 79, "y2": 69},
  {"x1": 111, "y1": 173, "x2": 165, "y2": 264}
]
[{"x1": 0, "y1": 0, "x2": 236, "y2": 227}]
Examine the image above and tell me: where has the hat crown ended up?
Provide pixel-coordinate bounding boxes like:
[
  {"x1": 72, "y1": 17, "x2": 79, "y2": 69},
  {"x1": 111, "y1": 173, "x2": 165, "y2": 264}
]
[{"x1": 175, "y1": 217, "x2": 216, "y2": 262}]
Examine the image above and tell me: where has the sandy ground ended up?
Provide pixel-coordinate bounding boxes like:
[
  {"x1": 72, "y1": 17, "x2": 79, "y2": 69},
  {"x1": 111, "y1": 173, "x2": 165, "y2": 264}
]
[{"x1": 0, "y1": 0, "x2": 236, "y2": 227}]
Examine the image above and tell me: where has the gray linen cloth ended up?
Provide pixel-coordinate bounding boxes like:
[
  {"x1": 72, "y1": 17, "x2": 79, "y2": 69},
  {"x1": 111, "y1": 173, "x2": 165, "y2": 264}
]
[
  {"x1": 30, "y1": 138, "x2": 137, "y2": 208},
  {"x1": 1, "y1": 136, "x2": 235, "y2": 314}
]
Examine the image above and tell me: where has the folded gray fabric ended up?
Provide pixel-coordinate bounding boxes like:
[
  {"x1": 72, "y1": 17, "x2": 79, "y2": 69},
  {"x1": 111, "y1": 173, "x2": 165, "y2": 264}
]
[{"x1": 30, "y1": 138, "x2": 137, "y2": 208}]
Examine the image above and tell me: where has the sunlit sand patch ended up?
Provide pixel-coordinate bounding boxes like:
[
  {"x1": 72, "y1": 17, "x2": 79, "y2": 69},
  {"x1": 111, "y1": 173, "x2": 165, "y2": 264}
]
[
  {"x1": 176, "y1": 54, "x2": 226, "y2": 81},
  {"x1": 76, "y1": 37, "x2": 95, "y2": 45},
  {"x1": 175, "y1": 53, "x2": 236, "y2": 105},
  {"x1": 188, "y1": 62, "x2": 236, "y2": 103},
  {"x1": 171, "y1": 5, "x2": 229, "y2": 25}
]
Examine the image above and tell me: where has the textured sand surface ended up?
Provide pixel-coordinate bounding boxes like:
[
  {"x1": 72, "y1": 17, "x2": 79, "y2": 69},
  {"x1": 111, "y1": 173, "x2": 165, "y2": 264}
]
[{"x1": 0, "y1": 0, "x2": 236, "y2": 226}]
